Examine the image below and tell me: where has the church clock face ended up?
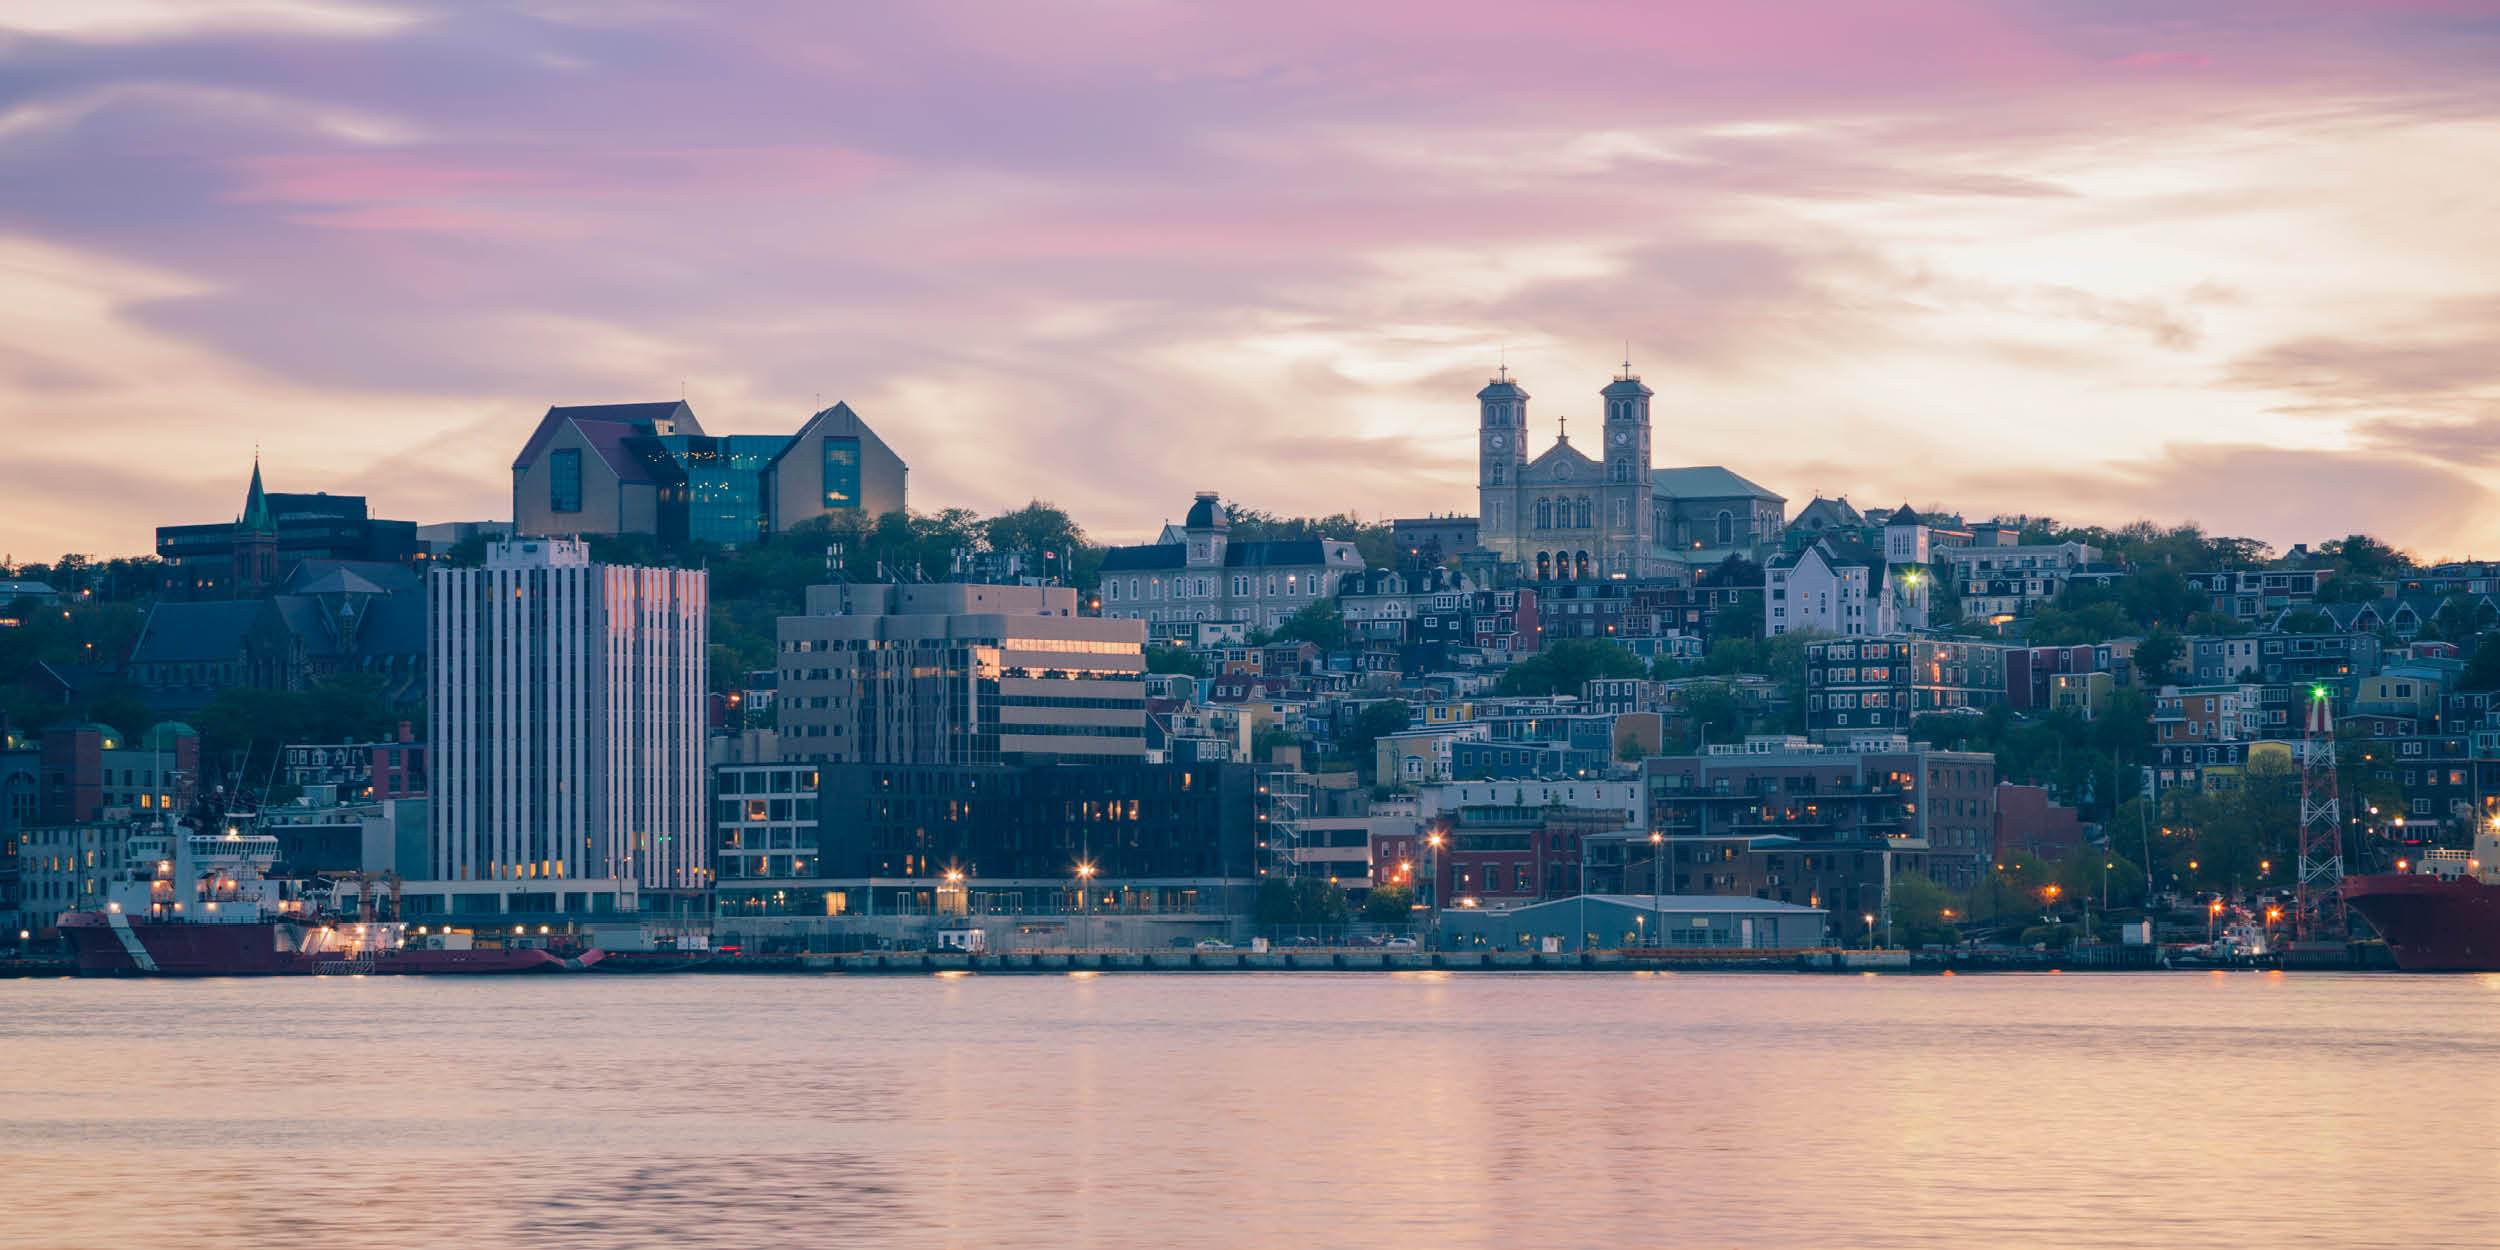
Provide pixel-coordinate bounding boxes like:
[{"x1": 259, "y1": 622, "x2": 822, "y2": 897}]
[
  {"x1": 1611, "y1": 429, "x2": 1629, "y2": 447},
  {"x1": 1488, "y1": 432, "x2": 1507, "y2": 450}
]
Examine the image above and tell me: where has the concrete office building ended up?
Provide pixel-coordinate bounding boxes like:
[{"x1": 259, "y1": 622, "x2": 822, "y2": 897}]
[
  {"x1": 428, "y1": 539, "x2": 707, "y2": 896},
  {"x1": 777, "y1": 583, "x2": 1147, "y2": 765}
]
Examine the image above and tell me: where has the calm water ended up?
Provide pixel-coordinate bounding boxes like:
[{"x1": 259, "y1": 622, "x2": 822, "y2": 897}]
[{"x1": 1, "y1": 971, "x2": 2491, "y2": 1249}]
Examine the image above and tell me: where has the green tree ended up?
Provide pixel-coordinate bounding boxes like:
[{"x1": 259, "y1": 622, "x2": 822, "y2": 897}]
[
  {"x1": 982, "y1": 500, "x2": 1088, "y2": 567},
  {"x1": 2133, "y1": 630, "x2": 2185, "y2": 687},
  {"x1": 1145, "y1": 645, "x2": 1207, "y2": 677},
  {"x1": 1268, "y1": 599, "x2": 1347, "y2": 651},
  {"x1": 1362, "y1": 883, "x2": 1416, "y2": 925},
  {"x1": 1495, "y1": 638, "x2": 1644, "y2": 697},
  {"x1": 1255, "y1": 877, "x2": 1351, "y2": 927},
  {"x1": 2463, "y1": 634, "x2": 2500, "y2": 693},
  {"x1": 1673, "y1": 680, "x2": 1746, "y2": 751},
  {"x1": 1340, "y1": 699, "x2": 1412, "y2": 775},
  {"x1": 1887, "y1": 873, "x2": 1963, "y2": 948}
]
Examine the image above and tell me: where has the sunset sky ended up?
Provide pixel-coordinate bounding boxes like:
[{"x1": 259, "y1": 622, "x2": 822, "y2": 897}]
[{"x1": 4, "y1": 1, "x2": 2498, "y2": 561}]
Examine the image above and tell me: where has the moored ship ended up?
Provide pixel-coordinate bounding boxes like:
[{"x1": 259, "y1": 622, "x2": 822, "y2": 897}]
[
  {"x1": 2342, "y1": 832, "x2": 2500, "y2": 972},
  {"x1": 56, "y1": 822, "x2": 599, "y2": 976}
]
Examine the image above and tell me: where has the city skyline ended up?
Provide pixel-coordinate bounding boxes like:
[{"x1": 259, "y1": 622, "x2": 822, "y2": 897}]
[{"x1": 6, "y1": 2, "x2": 2500, "y2": 560}]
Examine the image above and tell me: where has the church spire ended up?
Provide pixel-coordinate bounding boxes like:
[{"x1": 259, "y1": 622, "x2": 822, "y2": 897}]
[{"x1": 241, "y1": 455, "x2": 277, "y2": 535}]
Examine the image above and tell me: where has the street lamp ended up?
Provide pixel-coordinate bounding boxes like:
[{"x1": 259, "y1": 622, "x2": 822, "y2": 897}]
[
  {"x1": 2208, "y1": 897, "x2": 2224, "y2": 944},
  {"x1": 1075, "y1": 861, "x2": 1098, "y2": 950},
  {"x1": 1648, "y1": 830, "x2": 1665, "y2": 946},
  {"x1": 1862, "y1": 912, "x2": 1877, "y2": 950},
  {"x1": 1425, "y1": 831, "x2": 1446, "y2": 946}
]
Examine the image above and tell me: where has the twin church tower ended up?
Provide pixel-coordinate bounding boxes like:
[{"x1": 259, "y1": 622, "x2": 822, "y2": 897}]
[{"x1": 1474, "y1": 359, "x2": 1787, "y2": 578}]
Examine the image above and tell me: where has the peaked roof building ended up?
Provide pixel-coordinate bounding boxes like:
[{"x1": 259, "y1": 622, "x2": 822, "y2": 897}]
[{"x1": 511, "y1": 399, "x2": 906, "y2": 546}]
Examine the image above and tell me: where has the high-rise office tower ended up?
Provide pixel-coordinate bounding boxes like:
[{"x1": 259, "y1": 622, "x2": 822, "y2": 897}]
[{"x1": 428, "y1": 539, "x2": 708, "y2": 890}]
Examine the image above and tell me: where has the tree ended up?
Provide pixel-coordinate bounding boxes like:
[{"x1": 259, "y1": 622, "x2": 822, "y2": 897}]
[
  {"x1": 2183, "y1": 610, "x2": 2247, "y2": 636},
  {"x1": 2317, "y1": 534, "x2": 2411, "y2": 580},
  {"x1": 2119, "y1": 567, "x2": 2201, "y2": 631},
  {"x1": 1494, "y1": 638, "x2": 1643, "y2": 697},
  {"x1": 2133, "y1": 629, "x2": 2185, "y2": 687},
  {"x1": 1221, "y1": 504, "x2": 1399, "y2": 570},
  {"x1": 2463, "y1": 635, "x2": 2500, "y2": 693},
  {"x1": 1673, "y1": 680, "x2": 1746, "y2": 751},
  {"x1": 1268, "y1": 599, "x2": 1347, "y2": 651},
  {"x1": 1363, "y1": 883, "x2": 1416, "y2": 925},
  {"x1": 1145, "y1": 645, "x2": 1207, "y2": 677},
  {"x1": 982, "y1": 500, "x2": 1087, "y2": 570},
  {"x1": 1255, "y1": 877, "x2": 1351, "y2": 928},
  {"x1": 193, "y1": 676, "x2": 398, "y2": 793},
  {"x1": 1887, "y1": 873, "x2": 1963, "y2": 948},
  {"x1": 1340, "y1": 699, "x2": 1412, "y2": 775}
]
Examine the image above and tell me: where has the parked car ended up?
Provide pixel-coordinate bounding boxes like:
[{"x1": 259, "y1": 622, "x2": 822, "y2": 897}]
[
  {"x1": 1195, "y1": 939, "x2": 1235, "y2": 951},
  {"x1": 1381, "y1": 936, "x2": 1419, "y2": 950}
]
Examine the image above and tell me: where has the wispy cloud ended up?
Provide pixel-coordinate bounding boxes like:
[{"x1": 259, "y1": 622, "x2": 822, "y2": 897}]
[{"x1": 5, "y1": 1, "x2": 2500, "y2": 557}]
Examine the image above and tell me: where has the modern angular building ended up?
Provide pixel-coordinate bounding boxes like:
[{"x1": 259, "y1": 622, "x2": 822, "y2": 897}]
[
  {"x1": 427, "y1": 539, "x2": 708, "y2": 894},
  {"x1": 510, "y1": 400, "x2": 906, "y2": 545},
  {"x1": 777, "y1": 583, "x2": 1147, "y2": 765}
]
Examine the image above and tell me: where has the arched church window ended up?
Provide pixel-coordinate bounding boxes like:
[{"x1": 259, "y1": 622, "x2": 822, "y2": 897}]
[
  {"x1": 1611, "y1": 461, "x2": 1629, "y2": 483},
  {"x1": 1574, "y1": 550, "x2": 1591, "y2": 580},
  {"x1": 1716, "y1": 510, "x2": 1734, "y2": 546},
  {"x1": 1536, "y1": 498, "x2": 1552, "y2": 529},
  {"x1": 1575, "y1": 497, "x2": 1593, "y2": 529},
  {"x1": 1536, "y1": 551, "x2": 1552, "y2": 580}
]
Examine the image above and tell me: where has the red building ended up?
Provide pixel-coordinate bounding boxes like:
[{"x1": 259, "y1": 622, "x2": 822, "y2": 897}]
[{"x1": 1992, "y1": 783, "x2": 2084, "y2": 863}]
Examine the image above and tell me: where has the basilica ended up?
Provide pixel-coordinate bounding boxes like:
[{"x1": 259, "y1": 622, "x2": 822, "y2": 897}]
[{"x1": 1473, "y1": 364, "x2": 1784, "y2": 579}]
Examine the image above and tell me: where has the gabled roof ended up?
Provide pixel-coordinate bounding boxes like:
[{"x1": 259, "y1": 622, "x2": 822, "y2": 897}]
[
  {"x1": 1790, "y1": 496, "x2": 1862, "y2": 530},
  {"x1": 512, "y1": 401, "x2": 700, "y2": 484},
  {"x1": 130, "y1": 600, "x2": 272, "y2": 664},
  {"x1": 1526, "y1": 440, "x2": 1601, "y2": 477},
  {"x1": 288, "y1": 566, "x2": 391, "y2": 598},
  {"x1": 1886, "y1": 503, "x2": 1922, "y2": 526},
  {"x1": 281, "y1": 559, "x2": 421, "y2": 596},
  {"x1": 766, "y1": 401, "x2": 901, "y2": 472},
  {"x1": 1651, "y1": 465, "x2": 1782, "y2": 502}
]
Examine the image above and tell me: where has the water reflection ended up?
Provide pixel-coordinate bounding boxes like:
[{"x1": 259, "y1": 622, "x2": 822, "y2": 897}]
[{"x1": 2, "y1": 973, "x2": 2493, "y2": 1249}]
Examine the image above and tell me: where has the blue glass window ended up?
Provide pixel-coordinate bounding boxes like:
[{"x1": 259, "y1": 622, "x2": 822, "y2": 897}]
[{"x1": 550, "y1": 448, "x2": 582, "y2": 514}]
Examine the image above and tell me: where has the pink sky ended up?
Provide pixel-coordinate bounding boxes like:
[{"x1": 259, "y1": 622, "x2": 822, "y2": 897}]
[{"x1": 3, "y1": 1, "x2": 2499, "y2": 560}]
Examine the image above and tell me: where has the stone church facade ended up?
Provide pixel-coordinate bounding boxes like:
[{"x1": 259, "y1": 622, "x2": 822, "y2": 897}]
[{"x1": 1475, "y1": 366, "x2": 1785, "y2": 580}]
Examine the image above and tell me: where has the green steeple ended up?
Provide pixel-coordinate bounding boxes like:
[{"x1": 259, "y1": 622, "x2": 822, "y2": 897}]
[{"x1": 240, "y1": 457, "x2": 277, "y2": 535}]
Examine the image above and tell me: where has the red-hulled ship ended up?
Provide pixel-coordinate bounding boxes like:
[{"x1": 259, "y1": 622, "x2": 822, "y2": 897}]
[
  {"x1": 2342, "y1": 837, "x2": 2500, "y2": 971},
  {"x1": 55, "y1": 823, "x2": 600, "y2": 976}
]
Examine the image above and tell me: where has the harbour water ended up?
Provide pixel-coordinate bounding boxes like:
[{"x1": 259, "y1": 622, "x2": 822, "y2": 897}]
[{"x1": 2, "y1": 971, "x2": 2492, "y2": 1249}]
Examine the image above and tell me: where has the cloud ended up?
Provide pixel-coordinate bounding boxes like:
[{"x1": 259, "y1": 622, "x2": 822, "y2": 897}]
[{"x1": 7, "y1": 2, "x2": 2500, "y2": 559}]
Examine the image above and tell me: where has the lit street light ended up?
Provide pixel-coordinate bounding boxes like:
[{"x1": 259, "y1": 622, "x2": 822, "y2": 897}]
[
  {"x1": 1649, "y1": 830, "x2": 1665, "y2": 947},
  {"x1": 1074, "y1": 861, "x2": 1098, "y2": 951}
]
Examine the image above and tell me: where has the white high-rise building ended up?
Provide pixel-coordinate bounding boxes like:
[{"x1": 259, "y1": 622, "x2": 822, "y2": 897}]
[{"x1": 428, "y1": 538, "x2": 708, "y2": 891}]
